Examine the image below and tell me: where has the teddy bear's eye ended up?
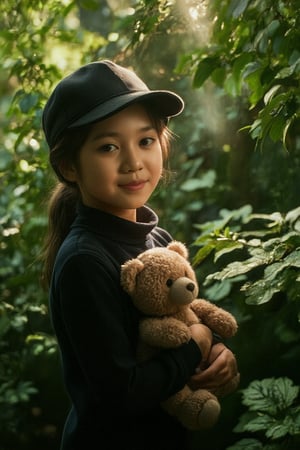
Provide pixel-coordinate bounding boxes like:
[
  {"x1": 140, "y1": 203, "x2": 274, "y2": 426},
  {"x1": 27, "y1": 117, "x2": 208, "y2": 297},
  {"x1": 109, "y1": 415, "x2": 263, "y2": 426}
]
[{"x1": 166, "y1": 279, "x2": 173, "y2": 287}]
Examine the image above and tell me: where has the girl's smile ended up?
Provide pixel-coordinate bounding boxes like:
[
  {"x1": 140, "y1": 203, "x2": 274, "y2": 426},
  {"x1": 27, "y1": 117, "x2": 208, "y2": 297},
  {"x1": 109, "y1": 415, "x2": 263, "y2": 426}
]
[
  {"x1": 119, "y1": 180, "x2": 147, "y2": 191},
  {"x1": 63, "y1": 103, "x2": 163, "y2": 222}
]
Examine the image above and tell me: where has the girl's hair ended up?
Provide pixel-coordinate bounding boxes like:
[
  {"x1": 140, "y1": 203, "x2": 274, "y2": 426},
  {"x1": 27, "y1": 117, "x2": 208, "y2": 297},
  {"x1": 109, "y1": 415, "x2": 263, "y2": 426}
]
[{"x1": 41, "y1": 104, "x2": 173, "y2": 287}]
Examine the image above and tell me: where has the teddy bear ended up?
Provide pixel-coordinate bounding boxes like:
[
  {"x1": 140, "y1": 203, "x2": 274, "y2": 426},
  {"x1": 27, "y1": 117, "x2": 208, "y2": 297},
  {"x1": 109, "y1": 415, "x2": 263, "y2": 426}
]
[{"x1": 120, "y1": 240, "x2": 239, "y2": 431}]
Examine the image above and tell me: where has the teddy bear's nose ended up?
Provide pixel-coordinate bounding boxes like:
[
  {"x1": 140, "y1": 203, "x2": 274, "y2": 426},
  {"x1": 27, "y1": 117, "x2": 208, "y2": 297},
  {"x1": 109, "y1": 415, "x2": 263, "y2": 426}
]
[{"x1": 186, "y1": 282, "x2": 195, "y2": 292}]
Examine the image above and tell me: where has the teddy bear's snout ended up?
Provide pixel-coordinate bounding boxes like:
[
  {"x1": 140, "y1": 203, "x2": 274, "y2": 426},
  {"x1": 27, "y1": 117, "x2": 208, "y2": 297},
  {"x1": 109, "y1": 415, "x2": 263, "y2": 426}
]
[
  {"x1": 169, "y1": 277, "x2": 199, "y2": 305},
  {"x1": 186, "y1": 282, "x2": 195, "y2": 292}
]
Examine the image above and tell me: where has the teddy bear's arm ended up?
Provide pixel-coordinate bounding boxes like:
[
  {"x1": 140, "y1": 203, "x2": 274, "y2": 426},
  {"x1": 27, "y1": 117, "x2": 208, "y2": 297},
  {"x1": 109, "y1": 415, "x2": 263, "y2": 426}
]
[
  {"x1": 139, "y1": 317, "x2": 191, "y2": 348},
  {"x1": 190, "y1": 299, "x2": 238, "y2": 338}
]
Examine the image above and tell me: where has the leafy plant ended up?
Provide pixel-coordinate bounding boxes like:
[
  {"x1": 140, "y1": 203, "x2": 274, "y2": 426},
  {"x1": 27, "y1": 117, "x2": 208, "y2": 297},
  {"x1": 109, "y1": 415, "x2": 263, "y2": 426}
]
[
  {"x1": 227, "y1": 377, "x2": 300, "y2": 449},
  {"x1": 176, "y1": 0, "x2": 300, "y2": 150},
  {"x1": 193, "y1": 205, "x2": 300, "y2": 309},
  {"x1": 191, "y1": 205, "x2": 300, "y2": 449}
]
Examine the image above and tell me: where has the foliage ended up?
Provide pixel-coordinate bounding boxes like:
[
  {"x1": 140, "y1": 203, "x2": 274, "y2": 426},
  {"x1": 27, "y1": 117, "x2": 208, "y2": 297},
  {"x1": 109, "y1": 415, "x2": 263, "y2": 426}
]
[
  {"x1": 175, "y1": 0, "x2": 300, "y2": 151},
  {"x1": 193, "y1": 205, "x2": 300, "y2": 308},
  {"x1": 227, "y1": 377, "x2": 300, "y2": 449},
  {"x1": 192, "y1": 204, "x2": 300, "y2": 355},
  {"x1": 191, "y1": 205, "x2": 300, "y2": 448},
  {"x1": 127, "y1": 0, "x2": 300, "y2": 240},
  {"x1": 0, "y1": 0, "x2": 102, "y2": 446}
]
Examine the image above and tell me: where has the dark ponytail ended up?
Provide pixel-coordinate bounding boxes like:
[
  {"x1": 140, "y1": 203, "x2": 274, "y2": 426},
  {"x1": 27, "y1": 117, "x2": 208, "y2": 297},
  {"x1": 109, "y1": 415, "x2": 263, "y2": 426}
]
[
  {"x1": 41, "y1": 183, "x2": 79, "y2": 286},
  {"x1": 41, "y1": 124, "x2": 92, "y2": 287}
]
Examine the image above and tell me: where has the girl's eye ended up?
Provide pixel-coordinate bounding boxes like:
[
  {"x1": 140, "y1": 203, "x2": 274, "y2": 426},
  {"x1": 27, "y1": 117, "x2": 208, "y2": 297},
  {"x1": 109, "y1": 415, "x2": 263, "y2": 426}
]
[
  {"x1": 140, "y1": 137, "x2": 155, "y2": 147},
  {"x1": 99, "y1": 143, "x2": 118, "y2": 153}
]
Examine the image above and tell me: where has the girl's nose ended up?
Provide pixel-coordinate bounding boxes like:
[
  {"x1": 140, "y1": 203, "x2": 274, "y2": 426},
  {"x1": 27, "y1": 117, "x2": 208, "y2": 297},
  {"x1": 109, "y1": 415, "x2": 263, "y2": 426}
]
[{"x1": 121, "y1": 146, "x2": 143, "y2": 173}]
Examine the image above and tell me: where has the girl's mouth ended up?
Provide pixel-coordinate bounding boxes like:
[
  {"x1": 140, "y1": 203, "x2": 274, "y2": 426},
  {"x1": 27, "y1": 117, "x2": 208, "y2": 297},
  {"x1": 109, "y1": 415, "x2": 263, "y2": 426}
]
[{"x1": 120, "y1": 181, "x2": 146, "y2": 191}]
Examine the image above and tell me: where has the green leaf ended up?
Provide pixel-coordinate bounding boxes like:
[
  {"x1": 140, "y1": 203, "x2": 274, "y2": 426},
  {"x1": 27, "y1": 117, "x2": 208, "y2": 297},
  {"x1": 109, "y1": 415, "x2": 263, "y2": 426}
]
[
  {"x1": 242, "y1": 276, "x2": 282, "y2": 305},
  {"x1": 283, "y1": 115, "x2": 297, "y2": 150},
  {"x1": 231, "y1": 52, "x2": 254, "y2": 95},
  {"x1": 203, "y1": 279, "x2": 232, "y2": 301},
  {"x1": 242, "y1": 378, "x2": 299, "y2": 413},
  {"x1": 214, "y1": 240, "x2": 245, "y2": 262},
  {"x1": 286, "y1": 206, "x2": 300, "y2": 224},
  {"x1": 263, "y1": 92, "x2": 290, "y2": 119},
  {"x1": 242, "y1": 62, "x2": 265, "y2": 106},
  {"x1": 180, "y1": 171, "x2": 216, "y2": 191},
  {"x1": 266, "y1": 416, "x2": 298, "y2": 439},
  {"x1": 0, "y1": 313, "x2": 11, "y2": 337},
  {"x1": 19, "y1": 92, "x2": 39, "y2": 113},
  {"x1": 231, "y1": 0, "x2": 251, "y2": 18},
  {"x1": 206, "y1": 248, "x2": 270, "y2": 281},
  {"x1": 242, "y1": 61, "x2": 262, "y2": 80},
  {"x1": 244, "y1": 414, "x2": 276, "y2": 433},
  {"x1": 275, "y1": 64, "x2": 297, "y2": 79},
  {"x1": 78, "y1": 0, "x2": 102, "y2": 10},
  {"x1": 211, "y1": 66, "x2": 226, "y2": 86},
  {"x1": 192, "y1": 242, "x2": 216, "y2": 266},
  {"x1": 283, "y1": 248, "x2": 300, "y2": 268},
  {"x1": 226, "y1": 438, "x2": 263, "y2": 450},
  {"x1": 193, "y1": 57, "x2": 219, "y2": 88},
  {"x1": 243, "y1": 248, "x2": 300, "y2": 305},
  {"x1": 224, "y1": 73, "x2": 241, "y2": 97},
  {"x1": 264, "y1": 85, "x2": 281, "y2": 105}
]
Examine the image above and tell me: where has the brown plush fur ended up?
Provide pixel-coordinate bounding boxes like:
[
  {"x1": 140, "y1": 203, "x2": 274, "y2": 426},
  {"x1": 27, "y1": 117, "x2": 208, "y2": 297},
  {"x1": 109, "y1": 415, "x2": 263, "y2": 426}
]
[{"x1": 121, "y1": 241, "x2": 239, "y2": 430}]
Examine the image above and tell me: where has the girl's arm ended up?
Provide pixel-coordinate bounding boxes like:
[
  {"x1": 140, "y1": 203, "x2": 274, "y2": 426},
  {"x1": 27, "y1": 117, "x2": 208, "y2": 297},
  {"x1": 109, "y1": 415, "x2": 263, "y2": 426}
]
[{"x1": 52, "y1": 253, "x2": 203, "y2": 415}]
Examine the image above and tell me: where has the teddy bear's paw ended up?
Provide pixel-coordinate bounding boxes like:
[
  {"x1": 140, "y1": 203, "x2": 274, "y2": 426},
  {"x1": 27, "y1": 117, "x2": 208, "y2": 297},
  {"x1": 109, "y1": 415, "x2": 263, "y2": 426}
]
[
  {"x1": 196, "y1": 397, "x2": 221, "y2": 429},
  {"x1": 179, "y1": 390, "x2": 221, "y2": 430},
  {"x1": 191, "y1": 299, "x2": 238, "y2": 338}
]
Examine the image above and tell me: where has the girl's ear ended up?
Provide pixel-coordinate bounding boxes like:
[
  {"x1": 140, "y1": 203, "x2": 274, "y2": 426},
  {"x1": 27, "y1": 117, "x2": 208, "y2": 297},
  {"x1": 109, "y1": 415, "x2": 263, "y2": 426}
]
[{"x1": 58, "y1": 161, "x2": 78, "y2": 182}]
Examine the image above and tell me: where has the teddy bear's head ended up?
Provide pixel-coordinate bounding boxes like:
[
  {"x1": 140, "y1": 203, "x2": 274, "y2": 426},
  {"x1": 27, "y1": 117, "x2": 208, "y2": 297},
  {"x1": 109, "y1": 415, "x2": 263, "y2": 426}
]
[{"x1": 121, "y1": 241, "x2": 199, "y2": 316}]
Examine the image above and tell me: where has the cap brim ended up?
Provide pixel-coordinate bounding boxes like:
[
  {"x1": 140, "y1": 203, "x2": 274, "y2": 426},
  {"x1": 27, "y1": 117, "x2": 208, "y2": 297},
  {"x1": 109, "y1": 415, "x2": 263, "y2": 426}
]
[{"x1": 69, "y1": 90, "x2": 184, "y2": 129}]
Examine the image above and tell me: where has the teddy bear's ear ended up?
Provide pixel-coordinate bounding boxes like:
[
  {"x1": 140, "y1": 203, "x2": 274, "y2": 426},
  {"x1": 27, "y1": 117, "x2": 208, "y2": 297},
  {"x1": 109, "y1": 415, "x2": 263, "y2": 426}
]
[
  {"x1": 167, "y1": 240, "x2": 189, "y2": 259},
  {"x1": 120, "y1": 259, "x2": 145, "y2": 295}
]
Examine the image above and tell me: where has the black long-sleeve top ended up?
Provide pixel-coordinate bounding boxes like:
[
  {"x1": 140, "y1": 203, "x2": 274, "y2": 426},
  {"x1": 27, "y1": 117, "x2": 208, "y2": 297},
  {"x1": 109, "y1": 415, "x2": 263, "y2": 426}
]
[{"x1": 49, "y1": 202, "x2": 202, "y2": 450}]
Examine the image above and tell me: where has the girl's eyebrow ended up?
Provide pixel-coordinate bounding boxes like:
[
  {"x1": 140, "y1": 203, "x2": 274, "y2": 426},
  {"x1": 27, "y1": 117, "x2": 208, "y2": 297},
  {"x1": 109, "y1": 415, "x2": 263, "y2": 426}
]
[
  {"x1": 91, "y1": 131, "x2": 119, "y2": 141},
  {"x1": 91, "y1": 125, "x2": 155, "y2": 142}
]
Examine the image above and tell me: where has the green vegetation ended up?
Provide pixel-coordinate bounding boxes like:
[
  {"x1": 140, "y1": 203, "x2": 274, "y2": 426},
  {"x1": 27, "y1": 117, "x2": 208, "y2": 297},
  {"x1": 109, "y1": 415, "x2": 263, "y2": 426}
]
[{"x1": 0, "y1": 1, "x2": 299, "y2": 448}]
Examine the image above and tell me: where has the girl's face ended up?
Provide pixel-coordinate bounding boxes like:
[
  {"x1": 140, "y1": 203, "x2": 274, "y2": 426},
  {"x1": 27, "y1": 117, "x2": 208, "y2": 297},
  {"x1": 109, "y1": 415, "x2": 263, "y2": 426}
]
[{"x1": 65, "y1": 104, "x2": 164, "y2": 221}]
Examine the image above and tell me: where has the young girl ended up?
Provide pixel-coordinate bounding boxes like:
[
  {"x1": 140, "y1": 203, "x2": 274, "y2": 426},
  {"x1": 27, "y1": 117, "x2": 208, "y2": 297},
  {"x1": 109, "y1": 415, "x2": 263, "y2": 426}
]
[{"x1": 42, "y1": 60, "x2": 238, "y2": 450}]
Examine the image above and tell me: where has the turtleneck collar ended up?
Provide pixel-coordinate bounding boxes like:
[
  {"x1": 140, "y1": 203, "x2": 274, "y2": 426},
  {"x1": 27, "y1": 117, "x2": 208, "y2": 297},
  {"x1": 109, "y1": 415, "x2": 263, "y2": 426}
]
[{"x1": 72, "y1": 202, "x2": 159, "y2": 244}]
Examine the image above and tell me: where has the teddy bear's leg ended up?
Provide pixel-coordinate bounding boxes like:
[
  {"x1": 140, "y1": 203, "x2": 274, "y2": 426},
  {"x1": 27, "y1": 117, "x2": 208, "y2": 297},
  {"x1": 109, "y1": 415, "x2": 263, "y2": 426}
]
[
  {"x1": 162, "y1": 386, "x2": 221, "y2": 431},
  {"x1": 161, "y1": 385, "x2": 191, "y2": 415},
  {"x1": 178, "y1": 388, "x2": 221, "y2": 430}
]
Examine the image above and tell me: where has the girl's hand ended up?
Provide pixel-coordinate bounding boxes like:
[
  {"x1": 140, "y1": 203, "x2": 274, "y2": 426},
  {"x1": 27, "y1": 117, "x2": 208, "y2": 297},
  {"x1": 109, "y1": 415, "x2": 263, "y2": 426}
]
[
  {"x1": 188, "y1": 342, "x2": 239, "y2": 391},
  {"x1": 189, "y1": 323, "x2": 213, "y2": 362}
]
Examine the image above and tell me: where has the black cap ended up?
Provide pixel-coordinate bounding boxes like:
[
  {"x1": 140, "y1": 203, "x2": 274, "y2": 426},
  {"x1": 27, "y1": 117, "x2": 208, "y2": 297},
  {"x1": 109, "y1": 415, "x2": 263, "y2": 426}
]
[{"x1": 42, "y1": 60, "x2": 184, "y2": 148}]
